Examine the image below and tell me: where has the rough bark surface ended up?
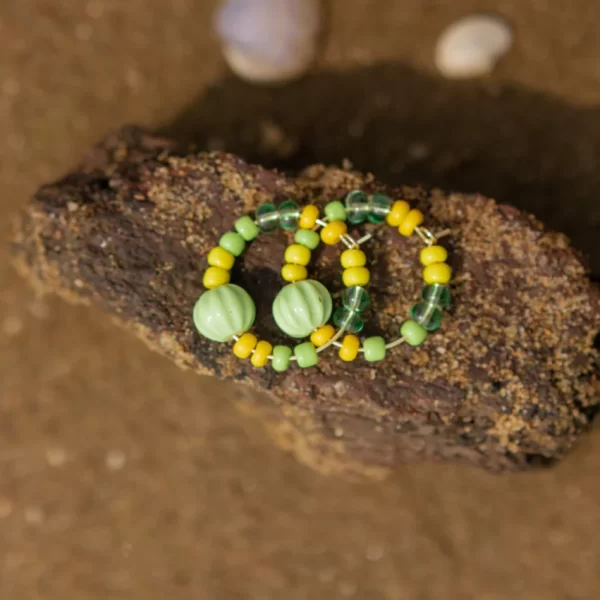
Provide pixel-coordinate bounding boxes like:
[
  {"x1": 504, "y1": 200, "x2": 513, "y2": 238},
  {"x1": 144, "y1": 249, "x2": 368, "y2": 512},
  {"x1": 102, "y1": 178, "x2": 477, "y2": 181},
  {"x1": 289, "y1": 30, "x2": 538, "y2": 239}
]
[{"x1": 12, "y1": 127, "x2": 600, "y2": 477}]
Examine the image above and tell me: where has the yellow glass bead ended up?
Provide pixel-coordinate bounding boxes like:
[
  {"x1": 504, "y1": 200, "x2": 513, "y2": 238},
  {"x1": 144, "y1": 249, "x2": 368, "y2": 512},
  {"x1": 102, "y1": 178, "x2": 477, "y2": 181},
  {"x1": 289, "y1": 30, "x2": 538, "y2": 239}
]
[
  {"x1": 203, "y1": 266, "x2": 230, "y2": 289},
  {"x1": 398, "y1": 209, "x2": 424, "y2": 236},
  {"x1": 233, "y1": 332, "x2": 258, "y2": 359},
  {"x1": 299, "y1": 205, "x2": 319, "y2": 229},
  {"x1": 281, "y1": 264, "x2": 308, "y2": 282},
  {"x1": 207, "y1": 247, "x2": 235, "y2": 270},
  {"x1": 284, "y1": 244, "x2": 311, "y2": 266},
  {"x1": 339, "y1": 334, "x2": 360, "y2": 361},
  {"x1": 386, "y1": 200, "x2": 410, "y2": 227},
  {"x1": 340, "y1": 249, "x2": 366, "y2": 269},
  {"x1": 423, "y1": 263, "x2": 452, "y2": 285},
  {"x1": 420, "y1": 245, "x2": 448, "y2": 266},
  {"x1": 320, "y1": 221, "x2": 348, "y2": 245},
  {"x1": 343, "y1": 266, "x2": 370, "y2": 287},
  {"x1": 251, "y1": 340, "x2": 272, "y2": 367},
  {"x1": 310, "y1": 324, "x2": 335, "y2": 347}
]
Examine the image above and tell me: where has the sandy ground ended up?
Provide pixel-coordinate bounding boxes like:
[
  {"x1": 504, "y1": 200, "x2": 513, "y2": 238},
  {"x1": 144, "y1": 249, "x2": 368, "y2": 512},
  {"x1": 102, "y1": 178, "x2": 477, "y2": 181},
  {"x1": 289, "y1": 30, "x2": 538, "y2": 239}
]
[{"x1": 1, "y1": 1, "x2": 599, "y2": 599}]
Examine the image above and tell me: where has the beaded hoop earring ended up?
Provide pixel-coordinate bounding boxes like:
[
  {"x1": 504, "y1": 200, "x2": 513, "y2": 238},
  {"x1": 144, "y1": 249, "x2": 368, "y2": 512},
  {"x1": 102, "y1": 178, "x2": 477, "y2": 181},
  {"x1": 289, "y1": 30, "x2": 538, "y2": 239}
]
[{"x1": 193, "y1": 191, "x2": 452, "y2": 370}]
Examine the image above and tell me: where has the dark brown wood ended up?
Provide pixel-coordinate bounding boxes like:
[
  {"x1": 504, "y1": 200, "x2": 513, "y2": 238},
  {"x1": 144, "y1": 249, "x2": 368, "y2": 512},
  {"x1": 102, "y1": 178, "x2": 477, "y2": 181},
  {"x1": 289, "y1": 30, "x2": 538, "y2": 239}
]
[{"x1": 11, "y1": 126, "x2": 600, "y2": 477}]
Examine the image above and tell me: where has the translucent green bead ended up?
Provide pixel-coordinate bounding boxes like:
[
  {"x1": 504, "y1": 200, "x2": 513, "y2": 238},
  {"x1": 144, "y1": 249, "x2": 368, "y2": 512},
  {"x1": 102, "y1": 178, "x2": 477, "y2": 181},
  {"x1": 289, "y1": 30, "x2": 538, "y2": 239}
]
[
  {"x1": 334, "y1": 307, "x2": 364, "y2": 333},
  {"x1": 410, "y1": 302, "x2": 442, "y2": 332},
  {"x1": 219, "y1": 232, "x2": 246, "y2": 257},
  {"x1": 344, "y1": 190, "x2": 369, "y2": 225},
  {"x1": 256, "y1": 203, "x2": 279, "y2": 231},
  {"x1": 234, "y1": 215, "x2": 260, "y2": 241},
  {"x1": 324, "y1": 200, "x2": 347, "y2": 222},
  {"x1": 272, "y1": 345, "x2": 293, "y2": 372},
  {"x1": 400, "y1": 320, "x2": 428, "y2": 346},
  {"x1": 363, "y1": 336, "x2": 387, "y2": 362},
  {"x1": 294, "y1": 228, "x2": 320, "y2": 250},
  {"x1": 368, "y1": 193, "x2": 392, "y2": 224},
  {"x1": 294, "y1": 342, "x2": 318, "y2": 368},
  {"x1": 279, "y1": 199, "x2": 301, "y2": 230},
  {"x1": 422, "y1": 284, "x2": 451, "y2": 309},
  {"x1": 342, "y1": 286, "x2": 370, "y2": 313}
]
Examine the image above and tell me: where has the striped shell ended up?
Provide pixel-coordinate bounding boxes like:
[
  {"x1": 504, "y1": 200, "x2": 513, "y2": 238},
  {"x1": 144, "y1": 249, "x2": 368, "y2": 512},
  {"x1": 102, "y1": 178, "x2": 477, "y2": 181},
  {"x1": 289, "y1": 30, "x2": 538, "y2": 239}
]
[
  {"x1": 273, "y1": 280, "x2": 332, "y2": 339},
  {"x1": 193, "y1": 284, "x2": 256, "y2": 343}
]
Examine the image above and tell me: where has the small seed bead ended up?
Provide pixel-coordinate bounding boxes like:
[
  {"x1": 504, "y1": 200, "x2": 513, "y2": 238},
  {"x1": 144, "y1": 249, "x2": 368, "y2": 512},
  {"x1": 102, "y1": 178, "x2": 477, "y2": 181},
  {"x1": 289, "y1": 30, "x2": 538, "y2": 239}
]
[
  {"x1": 294, "y1": 228, "x2": 320, "y2": 250},
  {"x1": 386, "y1": 200, "x2": 410, "y2": 227},
  {"x1": 299, "y1": 205, "x2": 319, "y2": 229},
  {"x1": 233, "y1": 332, "x2": 258, "y2": 359},
  {"x1": 363, "y1": 336, "x2": 387, "y2": 362},
  {"x1": 207, "y1": 247, "x2": 235, "y2": 270},
  {"x1": 398, "y1": 209, "x2": 424, "y2": 236},
  {"x1": 339, "y1": 334, "x2": 360, "y2": 361},
  {"x1": 281, "y1": 264, "x2": 308, "y2": 282},
  {"x1": 234, "y1": 215, "x2": 260, "y2": 241},
  {"x1": 420, "y1": 245, "x2": 448, "y2": 266},
  {"x1": 310, "y1": 325, "x2": 335, "y2": 347},
  {"x1": 400, "y1": 320, "x2": 427, "y2": 346},
  {"x1": 294, "y1": 341, "x2": 318, "y2": 368},
  {"x1": 284, "y1": 244, "x2": 311, "y2": 266},
  {"x1": 219, "y1": 232, "x2": 246, "y2": 257},
  {"x1": 340, "y1": 249, "x2": 366, "y2": 269},
  {"x1": 343, "y1": 266, "x2": 370, "y2": 287},
  {"x1": 321, "y1": 221, "x2": 348, "y2": 245},
  {"x1": 272, "y1": 345, "x2": 293, "y2": 372},
  {"x1": 203, "y1": 266, "x2": 230, "y2": 289},
  {"x1": 250, "y1": 340, "x2": 273, "y2": 367},
  {"x1": 423, "y1": 263, "x2": 452, "y2": 285},
  {"x1": 324, "y1": 200, "x2": 347, "y2": 222}
]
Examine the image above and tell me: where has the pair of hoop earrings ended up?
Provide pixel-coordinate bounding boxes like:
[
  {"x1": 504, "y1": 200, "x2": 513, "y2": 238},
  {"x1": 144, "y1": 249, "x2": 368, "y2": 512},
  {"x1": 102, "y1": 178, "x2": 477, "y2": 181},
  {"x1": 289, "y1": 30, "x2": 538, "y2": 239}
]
[{"x1": 193, "y1": 190, "x2": 452, "y2": 371}]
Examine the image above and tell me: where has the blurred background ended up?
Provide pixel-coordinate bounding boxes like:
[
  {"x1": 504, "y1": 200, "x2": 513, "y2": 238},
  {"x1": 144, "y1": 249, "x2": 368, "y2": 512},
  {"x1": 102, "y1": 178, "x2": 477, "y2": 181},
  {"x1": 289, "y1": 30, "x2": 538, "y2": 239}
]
[{"x1": 1, "y1": 1, "x2": 599, "y2": 598}]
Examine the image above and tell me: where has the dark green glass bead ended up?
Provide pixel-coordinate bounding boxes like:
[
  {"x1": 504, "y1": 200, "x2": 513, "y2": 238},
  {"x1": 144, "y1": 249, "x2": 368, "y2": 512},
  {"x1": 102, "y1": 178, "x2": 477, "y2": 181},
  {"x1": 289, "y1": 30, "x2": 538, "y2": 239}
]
[
  {"x1": 342, "y1": 286, "x2": 370, "y2": 313},
  {"x1": 344, "y1": 190, "x2": 369, "y2": 225},
  {"x1": 421, "y1": 284, "x2": 451, "y2": 309},
  {"x1": 256, "y1": 203, "x2": 279, "y2": 231},
  {"x1": 410, "y1": 302, "x2": 443, "y2": 332},
  {"x1": 333, "y1": 307, "x2": 364, "y2": 333},
  {"x1": 279, "y1": 199, "x2": 301, "y2": 230},
  {"x1": 368, "y1": 193, "x2": 392, "y2": 224}
]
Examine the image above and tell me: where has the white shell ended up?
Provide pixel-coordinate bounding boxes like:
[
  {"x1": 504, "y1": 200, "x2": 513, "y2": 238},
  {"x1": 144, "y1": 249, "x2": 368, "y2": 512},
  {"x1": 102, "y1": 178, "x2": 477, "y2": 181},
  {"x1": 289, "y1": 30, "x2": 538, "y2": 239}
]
[
  {"x1": 215, "y1": 0, "x2": 321, "y2": 83},
  {"x1": 435, "y1": 14, "x2": 513, "y2": 79}
]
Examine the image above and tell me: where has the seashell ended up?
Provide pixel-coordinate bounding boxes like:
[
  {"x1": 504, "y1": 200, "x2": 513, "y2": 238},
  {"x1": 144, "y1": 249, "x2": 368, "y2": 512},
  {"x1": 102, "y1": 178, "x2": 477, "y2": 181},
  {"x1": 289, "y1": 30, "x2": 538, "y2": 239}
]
[
  {"x1": 214, "y1": 0, "x2": 321, "y2": 84},
  {"x1": 193, "y1": 284, "x2": 256, "y2": 343},
  {"x1": 273, "y1": 279, "x2": 332, "y2": 338},
  {"x1": 435, "y1": 14, "x2": 513, "y2": 79}
]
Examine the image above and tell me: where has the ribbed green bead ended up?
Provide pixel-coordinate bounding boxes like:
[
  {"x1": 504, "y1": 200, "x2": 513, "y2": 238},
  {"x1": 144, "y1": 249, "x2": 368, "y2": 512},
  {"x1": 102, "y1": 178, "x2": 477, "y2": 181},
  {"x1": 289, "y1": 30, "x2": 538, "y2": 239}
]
[
  {"x1": 273, "y1": 280, "x2": 332, "y2": 338},
  {"x1": 422, "y1": 284, "x2": 451, "y2": 309},
  {"x1": 368, "y1": 193, "x2": 392, "y2": 224},
  {"x1": 279, "y1": 199, "x2": 301, "y2": 230},
  {"x1": 410, "y1": 302, "x2": 442, "y2": 332},
  {"x1": 342, "y1": 286, "x2": 370, "y2": 312},
  {"x1": 256, "y1": 203, "x2": 279, "y2": 231},
  {"x1": 344, "y1": 190, "x2": 369, "y2": 224},
  {"x1": 334, "y1": 307, "x2": 364, "y2": 333},
  {"x1": 219, "y1": 232, "x2": 246, "y2": 257},
  {"x1": 272, "y1": 345, "x2": 293, "y2": 372},
  {"x1": 324, "y1": 200, "x2": 347, "y2": 222},
  {"x1": 363, "y1": 336, "x2": 387, "y2": 362},
  {"x1": 294, "y1": 228, "x2": 320, "y2": 250},
  {"x1": 234, "y1": 215, "x2": 260, "y2": 241},
  {"x1": 193, "y1": 284, "x2": 256, "y2": 342},
  {"x1": 294, "y1": 342, "x2": 318, "y2": 368},
  {"x1": 400, "y1": 320, "x2": 428, "y2": 346}
]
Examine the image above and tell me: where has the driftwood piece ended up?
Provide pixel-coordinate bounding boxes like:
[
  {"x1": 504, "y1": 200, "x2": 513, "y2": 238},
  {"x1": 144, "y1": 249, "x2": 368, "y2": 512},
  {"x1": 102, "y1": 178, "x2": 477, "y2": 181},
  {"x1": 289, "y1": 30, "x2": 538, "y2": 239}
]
[{"x1": 12, "y1": 126, "x2": 600, "y2": 477}]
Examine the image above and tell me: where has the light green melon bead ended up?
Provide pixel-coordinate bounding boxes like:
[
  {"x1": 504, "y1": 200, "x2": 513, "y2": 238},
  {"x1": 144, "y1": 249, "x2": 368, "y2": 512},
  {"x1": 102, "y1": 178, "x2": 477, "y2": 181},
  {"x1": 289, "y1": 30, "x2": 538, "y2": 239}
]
[
  {"x1": 363, "y1": 336, "x2": 387, "y2": 362},
  {"x1": 400, "y1": 320, "x2": 428, "y2": 347},
  {"x1": 234, "y1": 215, "x2": 260, "y2": 241},
  {"x1": 324, "y1": 200, "x2": 347, "y2": 222},
  {"x1": 294, "y1": 342, "x2": 318, "y2": 368},
  {"x1": 219, "y1": 231, "x2": 246, "y2": 257},
  {"x1": 272, "y1": 345, "x2": 293, "y2": 372},
  {"x1": 294, "y1": 228, "x2": 320, "y2": 250}
]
